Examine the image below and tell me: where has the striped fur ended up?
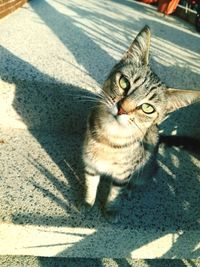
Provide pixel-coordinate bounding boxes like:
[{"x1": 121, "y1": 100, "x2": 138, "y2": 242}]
[{"x1": 82, "y1": 26, "x2": 200, "y2": 221}]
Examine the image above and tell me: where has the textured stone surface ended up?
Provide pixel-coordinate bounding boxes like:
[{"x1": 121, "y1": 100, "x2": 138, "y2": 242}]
[
  {"x1": 0, "y1": 127, "x2": 200, "y2": 257},
  {"x1": 0, "y1": 257, "x2": 199, "y2": 267}
]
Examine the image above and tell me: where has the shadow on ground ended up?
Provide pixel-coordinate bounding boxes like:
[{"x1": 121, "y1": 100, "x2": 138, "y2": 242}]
[{"x1": 0, "y1": 0, "x2": 200, "y2": 261}]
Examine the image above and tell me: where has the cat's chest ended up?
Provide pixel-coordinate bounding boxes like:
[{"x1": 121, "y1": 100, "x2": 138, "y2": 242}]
[{"x1": 92, "y1": 141, "x2": 144, "y2": 175}]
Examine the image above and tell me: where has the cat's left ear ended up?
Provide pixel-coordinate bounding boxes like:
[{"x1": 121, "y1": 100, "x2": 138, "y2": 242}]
[
  {"x1": 123, "y1": 25, "x2": 151, "y2": 65},
  {"x1": 166, "y1": 88, "x2": 200, "y2": 113}
]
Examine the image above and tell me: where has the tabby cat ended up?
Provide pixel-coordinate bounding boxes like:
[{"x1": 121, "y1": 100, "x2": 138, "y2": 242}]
[{"x1": 82, "y1": 26, "x2": 200, "y2": 222}]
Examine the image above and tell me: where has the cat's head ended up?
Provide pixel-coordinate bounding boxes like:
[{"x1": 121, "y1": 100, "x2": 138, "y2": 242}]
[{"x1": 102, "y1": 26, "x2": 200, "y2": 133}]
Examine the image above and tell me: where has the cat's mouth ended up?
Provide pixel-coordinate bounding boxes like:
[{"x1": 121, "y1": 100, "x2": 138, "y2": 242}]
[
  {"x1": 109, "y1": 103, "x2": 130, "y2": 126},
  {"x1": 117, "y1": 103, "x2": 127, "y2": 116},
  {"x1": 109, "y1": 102, "x2": 127, "y2": 116}
]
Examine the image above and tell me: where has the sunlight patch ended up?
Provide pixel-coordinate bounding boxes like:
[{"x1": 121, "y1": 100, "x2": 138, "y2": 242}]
[{"x1": 130, "y1": 233, "x2": 179, "y2": 258}]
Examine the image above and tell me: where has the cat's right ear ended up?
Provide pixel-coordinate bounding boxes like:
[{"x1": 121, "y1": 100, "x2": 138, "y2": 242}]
[{"x1": 123, "y1": 25, "x2": 151, "y2": 65}]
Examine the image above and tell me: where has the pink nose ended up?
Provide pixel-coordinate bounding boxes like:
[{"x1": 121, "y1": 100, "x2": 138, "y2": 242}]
[{"x1": 117, "y1": 106, "x2": 127, "y2": 115}]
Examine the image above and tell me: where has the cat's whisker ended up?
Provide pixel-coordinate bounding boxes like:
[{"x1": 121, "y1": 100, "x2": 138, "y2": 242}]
[
  {"x1": 131, "y1": 119, "x2": 145, "y2": 136},
  {"x1": 100, "y1": 91, "x2": 114, "y2": 106},
  {"x1": 65, "y1": 90, "x2": 114, "y2": 109},
  {"x1": 87, "y1": 104, "x2": 104, "y2": 110},
  {"x1": 71, "y1": 99, "x2": 99, "y2": 103},
  {"x1": 70, "y1": 93, "x2": 113, "y2": 108},
  {"x1": 72, "y1": 95, "x2": 101, "y2": 101},
  {"x1": 96, "y1": 90, "x2": 114, "y2": 105},
  {"x1": 98, "y1": 90, "x2": 112, "y2": 101},
  {"x1": 96, "y1": 99, "x2": 112, "y2": 107},
  {"x1": 65, "y1": 92, "x2": 101, "y2": 99},
  {"x1": 93, "y1": 94, "x2": 113, "y2": 108},
  {"x1": 69, "y1": 98, "x2": 101, "y2": 103}
]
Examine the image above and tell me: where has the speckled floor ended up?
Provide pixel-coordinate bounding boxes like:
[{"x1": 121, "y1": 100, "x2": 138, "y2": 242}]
[
  {"x1": 0, "y1": 125, "x2": 200, "y2": 257},
  {"x1": 0, "y1": 257, "x2": 200, "y2": 267},
  {"x1": 0, "y1": 0, "x2": 200, "y2": 260},
  {"x1": 1, "y1": 127, "x2": 200, "y2": 231}
]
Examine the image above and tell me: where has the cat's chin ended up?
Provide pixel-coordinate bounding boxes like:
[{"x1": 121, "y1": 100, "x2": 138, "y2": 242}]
[
  {"x1": 109, "y1": 105, "x2": 130, "y2": 127},
  {"x1": 116, "y1": 114, "x2": 130, "y2": 127}
]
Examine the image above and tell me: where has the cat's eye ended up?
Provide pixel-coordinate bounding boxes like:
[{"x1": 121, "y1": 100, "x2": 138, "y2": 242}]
[
  {"x1": 119, "y1": 76, "x2": 130, "y2": 91},
  {"x1": 141, "y1": 103, "x2": 155, "y2": 114}
]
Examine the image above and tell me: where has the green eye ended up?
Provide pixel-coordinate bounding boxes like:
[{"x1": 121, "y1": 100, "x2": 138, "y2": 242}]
[
  {"x1": 141, "y1": 103, "x2": 155, "y2": 114},
  {"x1": 119, "y1": 76, "x2": 130, "y2": 91}
]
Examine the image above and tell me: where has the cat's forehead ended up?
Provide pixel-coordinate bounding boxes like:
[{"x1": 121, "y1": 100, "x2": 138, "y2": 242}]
[
  {"x1": 112, "y1": 60, "x2": 149, "y2": 79},
  {"x1": 108, "y1": 60, "x2": 167, "y2": 103}
]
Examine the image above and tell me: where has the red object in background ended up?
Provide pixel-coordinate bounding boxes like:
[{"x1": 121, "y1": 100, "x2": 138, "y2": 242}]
[
  {"x1": 139, "y1": 0, "x2": 158, "y2": 4},
  {"x1": 158, "y1": 0, "x2": 180, "y2": 14}
]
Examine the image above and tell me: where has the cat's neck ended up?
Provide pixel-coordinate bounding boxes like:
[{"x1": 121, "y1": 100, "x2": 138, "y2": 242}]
[{"x1": 90, "y1": 105, "x2": 156, "y2": 145}]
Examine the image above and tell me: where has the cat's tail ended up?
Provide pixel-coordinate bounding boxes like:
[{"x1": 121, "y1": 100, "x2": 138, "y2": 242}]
[{"x1": 159, "y1": 135, "x2": 200, "y2": 154}]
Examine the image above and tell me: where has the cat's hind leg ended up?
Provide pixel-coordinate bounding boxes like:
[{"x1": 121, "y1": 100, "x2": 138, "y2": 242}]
[{"x1": 127, "y1": 158, "x2": 159, "y2": 199}]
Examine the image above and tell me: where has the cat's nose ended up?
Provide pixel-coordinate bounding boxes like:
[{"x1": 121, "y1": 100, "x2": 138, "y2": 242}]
[
  {"x1": 117, "y1": 98, "x2": 136, "y2": 115},
  {"x1": 117, "y1": 101, "x2": 127, "y2": 115}
]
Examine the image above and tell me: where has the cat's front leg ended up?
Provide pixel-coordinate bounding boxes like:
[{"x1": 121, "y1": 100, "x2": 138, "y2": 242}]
[
  {"x1": 103, "y1": 182, "x2": 124, "y2": 223},
  {"x1": 126, "y1": 173, "x2": 145, "y2": 200},
  {"x1": 84, "y1": 171, "x2": 100, "y2": 207}
]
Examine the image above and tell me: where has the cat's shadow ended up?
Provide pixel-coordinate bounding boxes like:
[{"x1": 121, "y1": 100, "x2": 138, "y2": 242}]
[{"x1": 0, "y1": 45, "x2": 97, "y2": 226}]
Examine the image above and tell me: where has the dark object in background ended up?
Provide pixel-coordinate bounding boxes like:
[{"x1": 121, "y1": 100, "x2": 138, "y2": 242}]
[
  {"x1": 196, "y1": 13, "x2": 200, "y2": 32},
  {"x1": 185, "y1": 0, "x2": 200, "y2": 31},
  {"x1": 195, "y1": 3, "x2": 200, "y2": 31}
]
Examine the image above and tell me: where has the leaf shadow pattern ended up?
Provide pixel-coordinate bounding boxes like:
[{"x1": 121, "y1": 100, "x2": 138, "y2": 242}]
[
  {"x1": 0, "y1": 0, "x2": 200, "y2": 261},
  {"x1": 144, "y1": 259, "x2": 196, "y2": 267}
]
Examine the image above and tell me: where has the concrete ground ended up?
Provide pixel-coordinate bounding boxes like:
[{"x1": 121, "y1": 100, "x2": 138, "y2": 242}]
[
  {"x1": 0, "y1": 0, "x2": 200, "y2": 263},
  {"x1": 0, "y1": 257, "x2": 200, "y2": 267}
]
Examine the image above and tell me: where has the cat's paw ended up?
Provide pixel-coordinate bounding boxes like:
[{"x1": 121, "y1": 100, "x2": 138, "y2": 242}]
[
  {"x1": 103, "y1": 208, "x2": 121, "y2": 224},
  {"x1": 125, "y1": 188, "x2": 133, "y2": 200},
  {"x1": 133, "y1": 176, "x2": 146, "y2": 186},
  {"x1": 77, "y1": 201, "x2": 94, "y2": 214}
]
